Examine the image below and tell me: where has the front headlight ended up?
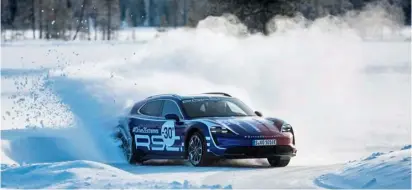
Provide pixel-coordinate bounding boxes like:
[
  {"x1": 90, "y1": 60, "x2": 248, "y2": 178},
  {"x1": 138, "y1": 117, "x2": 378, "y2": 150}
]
[
  {"x1": 210, "y1": 126, "x2": 229, "y2": 134},
  {"x1": 281, "y1": 123, "x2": 293, "y2": 133}
]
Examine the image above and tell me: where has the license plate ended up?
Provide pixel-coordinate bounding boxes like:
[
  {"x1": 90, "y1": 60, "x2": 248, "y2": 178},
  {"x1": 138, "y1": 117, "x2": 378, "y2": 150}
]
[{"x1": 253, "y1": 139, "x2": 277, "y2": 146}]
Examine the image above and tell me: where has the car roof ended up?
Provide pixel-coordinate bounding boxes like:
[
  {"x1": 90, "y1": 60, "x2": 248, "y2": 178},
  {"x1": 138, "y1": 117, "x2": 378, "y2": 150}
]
[{"x1": 145, "y1": 92, "x2": 233, "y2": 102}]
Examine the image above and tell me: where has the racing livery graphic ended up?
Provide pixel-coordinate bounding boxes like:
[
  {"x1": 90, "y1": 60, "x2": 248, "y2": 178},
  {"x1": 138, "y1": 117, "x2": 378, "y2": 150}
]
[{"x1": 116, "y1": 92, "x2": 297, "y2": 167}]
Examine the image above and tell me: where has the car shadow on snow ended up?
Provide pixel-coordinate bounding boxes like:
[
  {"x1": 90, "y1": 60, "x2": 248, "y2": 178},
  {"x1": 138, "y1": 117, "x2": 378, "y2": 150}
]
[{"x1": 110, "y1": 158, "x2": 273, "y2": 174}]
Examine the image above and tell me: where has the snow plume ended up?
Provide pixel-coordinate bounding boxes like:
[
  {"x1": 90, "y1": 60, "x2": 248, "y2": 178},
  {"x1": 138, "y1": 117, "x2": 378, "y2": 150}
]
[
  {"x1": 342, "y1": 0, "x2": 408, "y2": 40},
  {"x1": 272, "y1": 1, "x2": 409, "y2": 39},
  {"x1": 2, "y1": 1, "x2": 410, "y2": 167},
  {"x1": 50, "y1": 2, "x2": 410, "y2": 165}
]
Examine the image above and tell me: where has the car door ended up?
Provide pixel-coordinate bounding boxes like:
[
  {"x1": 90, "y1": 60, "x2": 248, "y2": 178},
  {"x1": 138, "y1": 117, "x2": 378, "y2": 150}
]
[
  {"x1": 129, "y1": 99, "x2": 165, "y2": 156},
  {"x1": 160, "y1": 99, "x2": 186, "y2": 158}
]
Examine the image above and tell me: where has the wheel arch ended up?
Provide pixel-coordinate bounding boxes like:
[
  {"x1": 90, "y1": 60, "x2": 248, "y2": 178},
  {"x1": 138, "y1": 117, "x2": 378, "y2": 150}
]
[
  {"x1": 184, "y1": 122, "x2": 209, "y2": 158},
  {"x1": 117, "y1": 116, "x2": 133, "y2": 142}
]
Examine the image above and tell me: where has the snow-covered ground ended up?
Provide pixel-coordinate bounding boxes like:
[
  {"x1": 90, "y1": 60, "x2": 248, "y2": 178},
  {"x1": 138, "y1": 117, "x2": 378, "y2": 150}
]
[
  {"x1": 1, "y1": 27, "x2": 160, "y2": 42},
  {"x1": 315, "y1": 145, "x2": 412, "y2": 189},
  {"x1": 1, "y1": 5, "x2": 411, "y2": 189}
]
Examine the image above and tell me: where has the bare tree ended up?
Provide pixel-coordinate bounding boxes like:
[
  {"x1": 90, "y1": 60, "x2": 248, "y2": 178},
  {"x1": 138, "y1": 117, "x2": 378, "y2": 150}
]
[
  {"x1": 106, "y1": 0, "x2": 113, "y2": 40},
  {"x1": 31, "y1": 0, "x2": 36, "y2": 39},
  {"x1": 38, "y1": 0, "x2": 43, "y2": 39},
  {"x1": 73, "y1": 0, "x2": 87, "y2": 40}
]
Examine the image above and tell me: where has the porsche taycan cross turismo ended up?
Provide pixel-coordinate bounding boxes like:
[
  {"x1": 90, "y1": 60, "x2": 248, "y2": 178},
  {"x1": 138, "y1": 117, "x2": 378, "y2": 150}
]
[{"x1": 115, "y1": 92, "x2": 297, "y2": 167}]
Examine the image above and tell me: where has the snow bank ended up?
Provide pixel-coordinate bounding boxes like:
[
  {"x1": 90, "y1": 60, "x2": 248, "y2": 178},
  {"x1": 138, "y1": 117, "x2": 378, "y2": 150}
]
[
  {"x1": 0, "y1": 160, "x2": 232, "y2": 189},
  {"x1": 315, "y1": 145, "x2": 412, "y2": 189}
]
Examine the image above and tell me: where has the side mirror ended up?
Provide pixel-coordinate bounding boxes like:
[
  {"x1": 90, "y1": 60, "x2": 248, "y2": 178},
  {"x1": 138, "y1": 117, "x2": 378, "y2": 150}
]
[
  {"x1": 165, "y1": 114, "x2": 180, "y2": 122},
  {"x1": 255, "y1": 111, "x2": 263, "y2": 117}
]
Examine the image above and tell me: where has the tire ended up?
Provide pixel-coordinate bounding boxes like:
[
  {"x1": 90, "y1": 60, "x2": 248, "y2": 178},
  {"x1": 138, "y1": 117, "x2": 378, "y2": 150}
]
[
  {"x1": 187, "y1": 132, "x2": 209, "y2": 166},
  {"x1": 267, "y1": 156, "x2": 290, "y2": 167},
  {"x1": 119, "y1": 127, "x2": 141, "y2": 164}
]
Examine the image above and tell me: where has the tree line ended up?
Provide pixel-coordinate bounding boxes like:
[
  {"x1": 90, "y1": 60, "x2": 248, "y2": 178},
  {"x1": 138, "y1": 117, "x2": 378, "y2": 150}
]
[
  {"x1": 1, "y1": 0, "x2": 410, "y2": 40},
  {"x1": 1, "y1": 0, "x2": 121, "y2": 40}
]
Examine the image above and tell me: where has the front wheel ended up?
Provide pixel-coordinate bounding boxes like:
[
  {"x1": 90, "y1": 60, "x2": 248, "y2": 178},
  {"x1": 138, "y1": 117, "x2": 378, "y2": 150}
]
[
  {"x1": 267, "y1": 156, "x2": 290, "y2": 167},
  {"x1": 188, "y1": 132, "x2": 209, "y2": 166}
]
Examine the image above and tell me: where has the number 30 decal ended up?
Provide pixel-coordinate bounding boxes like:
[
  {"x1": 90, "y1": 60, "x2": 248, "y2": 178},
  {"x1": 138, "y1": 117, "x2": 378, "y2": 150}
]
[
  {"x1": 163, "y1": 127, "x2": 173, "y2": 139},
  {"x1": 161, "y1": 121, "x2": 179, "y2": 147}
]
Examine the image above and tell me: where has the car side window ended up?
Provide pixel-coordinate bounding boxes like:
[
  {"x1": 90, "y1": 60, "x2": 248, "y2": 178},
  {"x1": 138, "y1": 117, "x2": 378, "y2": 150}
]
[
  {"x1": 162, "y1": 100, "x2": 182, "y2": 118},
  {"x1": 139, "y1": 100, "x2": 164, "y2": 117}
]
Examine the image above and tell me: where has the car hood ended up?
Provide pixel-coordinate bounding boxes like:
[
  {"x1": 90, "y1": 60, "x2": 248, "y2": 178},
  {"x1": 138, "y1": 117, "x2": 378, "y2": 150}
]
[{"x1": 200, "y1": 116, "x2": 283, "y2": 137}]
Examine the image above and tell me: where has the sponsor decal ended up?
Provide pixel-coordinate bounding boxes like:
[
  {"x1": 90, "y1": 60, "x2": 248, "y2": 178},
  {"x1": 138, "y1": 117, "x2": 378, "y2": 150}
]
[
  {"x1": 244, "y1": 135, "x2": 277, "y2": 138},
  {"x1": 240, "y1": 120, "x2": 261, "y2": 132},
  {"x1": 133, "y1": 121, "x2": 180, "y2": 152},
  {"x1": 182, "y1": 97, "x2": 222, "y2": 103},
  {"x1": 133, "y1": 126, "x2": 159, "y2": 134},
  {"x1": 216, "y1": 119, "x2": 248, "y2": 134}
]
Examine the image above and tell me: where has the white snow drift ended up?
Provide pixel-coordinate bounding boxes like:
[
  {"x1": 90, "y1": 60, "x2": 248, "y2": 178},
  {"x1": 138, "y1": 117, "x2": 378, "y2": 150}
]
[
  {"x1": 315, "y1": 145, "x2": 411, "y2": 189},
  {"x1": 1, "y1": 160, "x2": 232, "y2": 189}
]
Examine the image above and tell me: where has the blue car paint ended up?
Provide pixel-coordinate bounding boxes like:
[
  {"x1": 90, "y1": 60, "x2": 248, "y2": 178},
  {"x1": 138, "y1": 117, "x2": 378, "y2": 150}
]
[{"x1": 120, "y1": 94, "x2": 295, "y2": 160}]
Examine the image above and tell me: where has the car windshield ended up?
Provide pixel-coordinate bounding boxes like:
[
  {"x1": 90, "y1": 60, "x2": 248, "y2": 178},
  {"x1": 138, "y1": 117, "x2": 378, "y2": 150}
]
[{"x1": 182, "y1": 97, "x2": 256, "y2": 118}]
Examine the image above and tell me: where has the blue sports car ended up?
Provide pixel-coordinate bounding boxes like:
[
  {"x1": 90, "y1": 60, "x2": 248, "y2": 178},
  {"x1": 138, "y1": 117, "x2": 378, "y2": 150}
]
[{"x1": 116, "y1": 92, "x2": 297, "y2": 167}]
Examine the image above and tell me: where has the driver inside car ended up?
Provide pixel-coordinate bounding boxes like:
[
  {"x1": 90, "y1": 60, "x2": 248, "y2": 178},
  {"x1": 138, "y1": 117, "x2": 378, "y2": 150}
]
[{"x1": 207, "y1": 101, "x2": 229, "y2": 115}]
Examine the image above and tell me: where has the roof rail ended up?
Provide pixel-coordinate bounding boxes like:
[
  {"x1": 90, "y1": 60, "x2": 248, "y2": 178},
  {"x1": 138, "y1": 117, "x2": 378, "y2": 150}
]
[
  {"x1": 202, "y1": 92, "x2": 232, "y2": 97},
  {"x1": 147, "y1": 94, "x2": 179, "y2": 99}
]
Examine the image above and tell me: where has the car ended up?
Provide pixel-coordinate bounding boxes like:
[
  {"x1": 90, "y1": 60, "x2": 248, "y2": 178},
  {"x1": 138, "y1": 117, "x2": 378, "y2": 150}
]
[{"x1": 115, "y1": 92, "x2": 297, "y2": 167}]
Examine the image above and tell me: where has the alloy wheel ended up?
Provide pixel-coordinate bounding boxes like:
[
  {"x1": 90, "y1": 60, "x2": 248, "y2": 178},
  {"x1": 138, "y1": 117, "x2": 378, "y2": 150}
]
[{"x1": 188, "y1": 134, "x2": 203, "y2": 165}]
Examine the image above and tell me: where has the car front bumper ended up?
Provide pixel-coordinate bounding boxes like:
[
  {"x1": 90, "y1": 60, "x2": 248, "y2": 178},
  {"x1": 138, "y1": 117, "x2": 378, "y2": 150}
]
[
  {"x1": 222, "y1": 145, "x2": 296, "y2": 158},
  {"x1": 206, "y1": 136, "x2": 297, "y2": 159}
]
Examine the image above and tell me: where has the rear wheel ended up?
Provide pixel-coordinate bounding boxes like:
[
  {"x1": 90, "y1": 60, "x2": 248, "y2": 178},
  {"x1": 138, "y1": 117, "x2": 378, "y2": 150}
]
[
  {"x1": 119, "y1": 128, "x2": 141, "y2": 164},
  {"x1": 188, "y1": 132, "x2": 209, "y2": 166},
  {"x1": 267, "y1": 156, "x2": 290, "y2": 167}
]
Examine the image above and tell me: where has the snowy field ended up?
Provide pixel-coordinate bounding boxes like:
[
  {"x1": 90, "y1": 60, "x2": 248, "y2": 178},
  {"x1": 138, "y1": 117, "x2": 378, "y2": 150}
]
[{"x1": 1, "y1": 5, "x2": 411, "y2": 189}]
